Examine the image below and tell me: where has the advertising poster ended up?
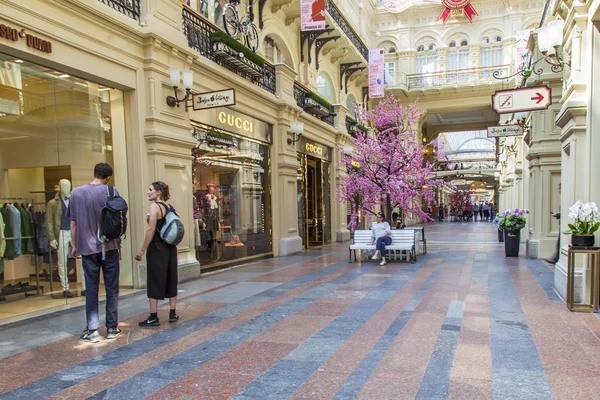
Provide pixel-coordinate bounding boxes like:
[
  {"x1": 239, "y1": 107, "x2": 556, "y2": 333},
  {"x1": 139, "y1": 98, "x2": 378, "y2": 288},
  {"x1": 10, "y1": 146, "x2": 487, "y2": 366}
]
[
  {"x1": 368, "y1": 48, "x2": 385, "y2": 98},
  {"x1": 437, "y1": 139, "x2": 445, "y2": 161},
  {"x1": 301, "y1": 0, "x2": 326, "y2": 31}
]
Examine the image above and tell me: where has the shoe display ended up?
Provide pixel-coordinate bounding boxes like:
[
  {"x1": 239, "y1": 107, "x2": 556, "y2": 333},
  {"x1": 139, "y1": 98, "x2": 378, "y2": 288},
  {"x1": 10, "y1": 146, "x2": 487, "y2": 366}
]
[
  {"x1": 63, "y1": 290, "x2": 73, "y2": 298},
  {"x1": 169, "y1": 314, "x2": 179, "y2": 323},
  {"x1": 79, "y1": 329, "x2": 100, "y2": 343},
  {"x1": 106, "y1": 327, "x2": 122, "y2": 339},
  {"x1": 139, "y1": 315, "x2": 160, "y2": 327}
]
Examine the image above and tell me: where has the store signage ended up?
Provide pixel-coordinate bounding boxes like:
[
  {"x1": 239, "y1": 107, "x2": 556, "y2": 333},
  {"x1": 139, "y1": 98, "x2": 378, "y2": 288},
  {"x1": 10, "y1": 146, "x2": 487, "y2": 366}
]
[
  {"x1": 487, "y1": 125, "x2": 524, "y2": 138},
  {"x1": 190, "y1": 107, "x2": 272, "y2": 143},
  {"x1": 192, "y1": 126, "x2": 238, "y2": 148},
  {"x1": 492, "y1": 85, "x2": 551, "y2": 114},
  {"x1": 0, "y1": 24, "x2": 52, "y2": 53},
  {"x1": 192, "y1": 89, "x2": 236, "y2": 111},
  {"x1": 299, "y1": 137, "x2": 329, "y2": 160},
  {"x1": 451, "y1": 179, "x2": 466, "y2": 186},
  {"x1": 300, "y1": 0, "x2": 326, "y2": 31},
  {"x1": 368, "y1": 48, "x2": 385, "y2": 99},
  {"x1": 439, "y1": 0, "x2": 478, "y2": 25},
  {"x1": 351, "y1": 160, "x2": 361, "y2": 168}
]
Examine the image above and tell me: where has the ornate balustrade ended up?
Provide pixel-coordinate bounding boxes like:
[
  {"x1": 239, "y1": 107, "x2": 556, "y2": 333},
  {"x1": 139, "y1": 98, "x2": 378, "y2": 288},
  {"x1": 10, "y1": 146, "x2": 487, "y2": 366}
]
[
  {"x1": 182, "y1": 6, "x2": 276, "y2": 95},
  {"x1": 98, "y1": 0, "x2": 140, "y2": 20},
  {"x1": 406, "y1": 65, "x2": 511, "y2": 90},
  {"x1": 325, "y1": 0, "x2": 369, "y2": 61},
  {"x1": 294, "y1": 82, "x2": 334, "y2": 126}
]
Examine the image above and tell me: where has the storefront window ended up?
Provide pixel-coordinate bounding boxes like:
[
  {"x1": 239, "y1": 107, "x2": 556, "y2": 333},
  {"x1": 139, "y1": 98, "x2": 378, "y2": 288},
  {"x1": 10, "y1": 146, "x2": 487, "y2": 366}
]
[
  {"x1": 191, "y1": 123, "x2": 271, "y2": 266},
  {"x1": 0, "y1": 54, "x2": 130, "y2": 319}
]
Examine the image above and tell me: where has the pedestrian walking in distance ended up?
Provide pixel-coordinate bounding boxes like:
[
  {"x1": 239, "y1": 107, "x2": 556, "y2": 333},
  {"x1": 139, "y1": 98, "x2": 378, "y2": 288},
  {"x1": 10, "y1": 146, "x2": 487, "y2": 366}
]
[
  {"x1": 70, "y1": 163, "x2": 123, "y2": 343},
  {"x1": 136, "y1": 182, "x2": 179, "y2": 326},
  {"x1": 370, "y1": 212, "x2": 392, "y2": 266}
]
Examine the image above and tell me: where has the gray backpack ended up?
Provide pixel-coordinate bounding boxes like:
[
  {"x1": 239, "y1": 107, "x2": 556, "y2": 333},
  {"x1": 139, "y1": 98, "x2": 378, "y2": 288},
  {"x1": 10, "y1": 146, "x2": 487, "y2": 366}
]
[{"x1": 157, "y1": 202, "x2": 184, "y2": 246}]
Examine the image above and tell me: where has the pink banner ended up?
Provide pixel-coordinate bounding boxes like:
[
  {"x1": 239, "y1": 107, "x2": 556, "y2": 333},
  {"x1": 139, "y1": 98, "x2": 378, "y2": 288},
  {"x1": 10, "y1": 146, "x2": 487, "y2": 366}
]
[
  {"x1": 369, "y1": 48, "x2": 385, "y2": 98},
  {"x1": 514, "y1": 30, "x2": 531, "y2": 76},
  {"x1": 437, "y1": 139, "x2": 445, "y2": 161},
  {"x1": 301, "y1": 0, "x2": 326, "y2": 31}
]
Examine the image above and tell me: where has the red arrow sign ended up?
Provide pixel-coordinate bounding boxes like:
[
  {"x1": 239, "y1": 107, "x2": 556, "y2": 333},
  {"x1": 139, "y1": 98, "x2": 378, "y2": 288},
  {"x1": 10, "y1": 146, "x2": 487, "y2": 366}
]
[
  {"x1": 531, "y1": 92, "x2": 545, "y2": 104},
  {"x1": 492, "y1": 85, "x2": 551, "y2": 114}
]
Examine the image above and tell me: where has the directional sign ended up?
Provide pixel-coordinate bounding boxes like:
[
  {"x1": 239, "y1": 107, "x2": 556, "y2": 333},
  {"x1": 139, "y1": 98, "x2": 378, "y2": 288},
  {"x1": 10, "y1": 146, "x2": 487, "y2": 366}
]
[
  {"x1": 491, "y1": 85, "x2": 551, "y2": 114},
  {"x1": 487, "y1": 125, "x2": 524, "y2": 138}
]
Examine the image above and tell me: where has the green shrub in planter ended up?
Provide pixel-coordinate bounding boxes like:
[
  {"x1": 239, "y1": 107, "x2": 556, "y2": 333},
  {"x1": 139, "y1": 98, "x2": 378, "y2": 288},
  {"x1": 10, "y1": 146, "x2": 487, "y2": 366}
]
[
  {"x1": 305, "y1": 91, "x2": 333, "y2": 110},
  {"x1": 211, "y1": 31, "x2": 265, "y2": 67}
]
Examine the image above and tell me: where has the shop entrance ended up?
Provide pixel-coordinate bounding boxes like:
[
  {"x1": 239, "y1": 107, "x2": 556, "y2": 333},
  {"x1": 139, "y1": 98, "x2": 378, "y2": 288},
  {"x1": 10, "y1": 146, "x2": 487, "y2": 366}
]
[{"x1": 297, "y1": 153, "x2": 331, "y2": 248}]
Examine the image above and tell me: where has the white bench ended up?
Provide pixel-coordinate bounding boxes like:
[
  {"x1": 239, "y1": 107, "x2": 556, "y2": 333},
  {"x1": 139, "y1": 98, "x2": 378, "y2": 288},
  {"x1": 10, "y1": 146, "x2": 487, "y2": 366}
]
[
  {"x1": 404, "y1": 226, "x2": 427, "y2": 254},
  {"x1": 349, "y1": 229, "x2": 416, "y2": 264}
]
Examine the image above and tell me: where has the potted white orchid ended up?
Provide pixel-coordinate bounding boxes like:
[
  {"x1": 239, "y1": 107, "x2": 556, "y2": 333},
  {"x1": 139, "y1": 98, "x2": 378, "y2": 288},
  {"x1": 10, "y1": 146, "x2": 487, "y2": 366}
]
[{"x1": 564, "y1": 200, "x2": 600, "y2": 247}]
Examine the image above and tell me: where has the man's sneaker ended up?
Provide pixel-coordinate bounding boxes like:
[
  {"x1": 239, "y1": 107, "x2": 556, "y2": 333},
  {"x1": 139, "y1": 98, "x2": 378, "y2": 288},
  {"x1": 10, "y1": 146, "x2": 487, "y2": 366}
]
[
  {"x1": 106, "y1": 327, "x2": 122, "y2": 339},
  {"x1": 79, "y1": 329, "x2": 100, "y2": 343},
  {"x1": 138, "y1": 315, "x2": 160, "y2": 327},
  {"x1": 63, "y1": 290, "x2": 73, "y2": 298},
  {"x1": 169, "y1": 314, "x2": 179, "y2": 323}
]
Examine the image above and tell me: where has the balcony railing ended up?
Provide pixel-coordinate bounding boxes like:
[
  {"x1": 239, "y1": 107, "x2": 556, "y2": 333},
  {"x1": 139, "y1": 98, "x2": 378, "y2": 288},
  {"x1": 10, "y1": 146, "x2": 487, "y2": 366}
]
[
  {"x1": 294, "y1": 82, "x2": 334, "y2": 126},
  {"x1": 345, "y1": 116, "x2": 355, "y2": 135},
  {"x1": 406, "y1": 65, "x2": 511, "y2": 90},
  {"x1": 325, "y1": 0, "x2": 368, "y2": 61},
  {"x1": 98, "y1": 0, "x2": 140, "y2": 20},
  {"x1": 182, "y1": 6, "x2": 276, "y2": 95}
]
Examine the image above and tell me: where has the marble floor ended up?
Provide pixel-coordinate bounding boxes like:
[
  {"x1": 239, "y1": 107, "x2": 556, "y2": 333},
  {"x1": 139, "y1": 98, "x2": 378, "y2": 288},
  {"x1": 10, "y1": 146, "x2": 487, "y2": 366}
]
[{"x1": 1, "y1": 221, "x2": 600, "y2": 399}]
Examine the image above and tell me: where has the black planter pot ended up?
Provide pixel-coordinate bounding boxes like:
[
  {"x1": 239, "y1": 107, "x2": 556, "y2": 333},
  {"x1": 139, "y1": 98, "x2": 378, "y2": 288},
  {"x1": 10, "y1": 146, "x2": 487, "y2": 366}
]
[
  {"x1": 504, "y1": 229, "x2": 520, "y2": 257},
  {"x1": 498, "y1": 229, "x2": 504, "y2": 243},
  {"x1": 571, "y1": 235, "x2": 595, "y2": 247}
]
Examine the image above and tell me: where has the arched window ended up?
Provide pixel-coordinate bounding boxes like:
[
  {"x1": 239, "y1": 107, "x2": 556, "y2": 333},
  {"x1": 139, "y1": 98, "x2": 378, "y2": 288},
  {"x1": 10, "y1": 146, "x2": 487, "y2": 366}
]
[
  {"x1": 447, "y1": 38, "x2": 469, "y2": 82},
  {"x1": 461, "y1": 40, "x2": 469, "y2": 47},
  {"x1": 449, "y1": 41, "x2": 456, "y2": 47},
  {"x1": 388, "y1": 47, "x2": 396, "y2": 53},
  {"x1": 482, "y1": 37, "x2": 490, "y2": 44},
  {"x1": 417, "y1": 45, "x2": 425, "y2": 52},
  {"x1": 317, "y1": 72, "x2": 335, "y2": 103},
  {"x1": 385, "y1": 61, "x2": 395, "y2": 86},
  {"x1": 428, "y1": 44, "x2": 436, "y2": 51},
  {"x1": 346, "y1": 94, "x2": 357, "y2": 118},
  {"x1": 480, "y1": 34, "x2": 504, "y2": 78},
  {"x1": 416, "y1": 44, "x2": 437, "y2": 87}
]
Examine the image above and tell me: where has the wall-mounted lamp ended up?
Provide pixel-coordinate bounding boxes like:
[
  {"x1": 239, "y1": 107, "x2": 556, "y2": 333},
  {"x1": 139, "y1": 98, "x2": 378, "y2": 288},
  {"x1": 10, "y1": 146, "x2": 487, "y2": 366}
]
[
  {"x1": 287, "y1": 121, "x2": 304, "y2": 145},
  {"x1": 166, "y1": 68, "x2": 194, "y2": 107},
  {"x1": 535, "y1": 19, "x2": 570, "y2": 72},
  {"x1": 375, "y1": 31, "x2": 381, "y2": 37},
  {"x1": 343, "y1": 144, "x2": 353, "y2": 155}
]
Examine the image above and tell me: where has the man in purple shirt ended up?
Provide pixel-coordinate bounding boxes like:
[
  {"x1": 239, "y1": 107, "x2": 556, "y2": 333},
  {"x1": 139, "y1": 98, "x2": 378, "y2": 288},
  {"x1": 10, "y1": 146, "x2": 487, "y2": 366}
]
[{"x1": 69, "y1": 163, "x2": 121, "y2": 343}]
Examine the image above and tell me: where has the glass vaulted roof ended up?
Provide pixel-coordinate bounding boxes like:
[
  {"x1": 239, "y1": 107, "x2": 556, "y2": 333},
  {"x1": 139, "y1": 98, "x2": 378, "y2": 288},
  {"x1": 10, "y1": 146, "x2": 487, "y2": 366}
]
[{"x1": 439, "y1": 130, "x2": 495, "y2": 161}]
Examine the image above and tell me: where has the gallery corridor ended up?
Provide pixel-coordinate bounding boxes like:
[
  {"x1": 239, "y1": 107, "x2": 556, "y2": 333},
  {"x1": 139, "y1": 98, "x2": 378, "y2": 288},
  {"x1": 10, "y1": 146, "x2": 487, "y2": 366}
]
[{"x1": 1, "y1": 222, "x2": 599, "y2": 399}]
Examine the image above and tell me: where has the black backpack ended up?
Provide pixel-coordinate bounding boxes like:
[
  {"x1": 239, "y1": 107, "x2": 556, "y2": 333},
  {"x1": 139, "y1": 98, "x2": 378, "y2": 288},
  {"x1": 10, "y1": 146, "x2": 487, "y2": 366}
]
[{"x1": 98, "y1": 186, "x2": 128, "y2": 255}]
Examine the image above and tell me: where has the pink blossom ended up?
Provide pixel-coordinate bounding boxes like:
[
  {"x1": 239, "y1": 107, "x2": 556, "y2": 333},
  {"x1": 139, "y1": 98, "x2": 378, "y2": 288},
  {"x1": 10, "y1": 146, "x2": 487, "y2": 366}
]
[{"x1": 336, "y1": 95, "x2": 449, "y2": 230}]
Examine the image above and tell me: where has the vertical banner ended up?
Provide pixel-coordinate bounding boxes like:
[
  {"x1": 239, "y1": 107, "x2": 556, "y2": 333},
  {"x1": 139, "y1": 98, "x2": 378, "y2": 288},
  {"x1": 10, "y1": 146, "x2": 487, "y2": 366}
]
[
  {"x1": 437, "y1": 139, "x2": 445, "y2": 161},
  {"x1": 369, "y1": 48, "x2": 385, "y2": 98},
  {"x1": 514, "y1": 30, "x2": 531, "y2": 73},
  {"x1": 301, "y1": 0, "x2": 326, "y2": 31}
]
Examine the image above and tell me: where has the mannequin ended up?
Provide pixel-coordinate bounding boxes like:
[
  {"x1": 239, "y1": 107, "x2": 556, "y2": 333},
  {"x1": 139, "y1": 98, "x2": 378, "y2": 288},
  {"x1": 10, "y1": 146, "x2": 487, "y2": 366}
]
[
  {"x1": 46, "y1": 179, "x2": 85, "y2": 297},
  {"x1": 205, "y1": 184, "x2": 219, "y2": 243}
]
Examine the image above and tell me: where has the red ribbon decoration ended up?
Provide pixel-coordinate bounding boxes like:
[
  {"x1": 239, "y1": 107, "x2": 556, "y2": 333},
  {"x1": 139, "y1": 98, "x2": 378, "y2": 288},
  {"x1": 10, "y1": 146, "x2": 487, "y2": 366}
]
[{"x1": 438, "y1": 0, "x2": 478, "y2": 25}]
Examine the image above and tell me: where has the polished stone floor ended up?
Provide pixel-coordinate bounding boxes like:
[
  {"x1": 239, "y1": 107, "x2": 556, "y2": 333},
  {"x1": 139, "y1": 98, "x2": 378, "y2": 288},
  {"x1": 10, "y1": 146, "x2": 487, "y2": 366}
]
[{"x1": 1, "y1": 221, "x2": 600, "y2": 399}]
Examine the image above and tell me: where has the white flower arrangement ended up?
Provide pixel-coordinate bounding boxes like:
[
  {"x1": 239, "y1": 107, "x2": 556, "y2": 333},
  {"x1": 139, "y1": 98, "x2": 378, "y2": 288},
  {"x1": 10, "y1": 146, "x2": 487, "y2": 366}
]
[{"x1": 565, "y1": 200, "x2": 600, "y2": 236}]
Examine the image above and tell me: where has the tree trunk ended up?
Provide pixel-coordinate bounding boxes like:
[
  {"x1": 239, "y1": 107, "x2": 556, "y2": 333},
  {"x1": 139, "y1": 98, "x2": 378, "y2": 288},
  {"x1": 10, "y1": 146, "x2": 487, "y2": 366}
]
[{"x1": 385, "y1": 195, "x2": 393, "y2": 225}]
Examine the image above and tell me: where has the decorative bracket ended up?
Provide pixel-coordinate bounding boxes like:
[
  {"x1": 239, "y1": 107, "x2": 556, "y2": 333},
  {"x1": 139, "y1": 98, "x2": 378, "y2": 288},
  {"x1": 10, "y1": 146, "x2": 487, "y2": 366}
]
[
  {"x1": 258, "y1": 0, "x2": 267, "y2": 29},
  {"x1": 315, "y1": 36, "x2": 340, "y2": 70},
  {"x1": 339, "y1": 62, "x2": 362, "y2": 90},
  {"x1": 301, "y1": 27, "x2": 334, "y2": 63},
  {"x1": 344, "y1": 67, "x2": 366, "y2": 94}
]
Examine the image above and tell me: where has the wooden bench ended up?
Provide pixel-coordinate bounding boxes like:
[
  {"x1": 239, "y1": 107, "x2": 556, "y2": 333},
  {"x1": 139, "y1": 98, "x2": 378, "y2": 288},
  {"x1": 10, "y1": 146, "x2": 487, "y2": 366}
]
[{"x1": 349, "y1": 229, "x2": 416, "y2": 263}]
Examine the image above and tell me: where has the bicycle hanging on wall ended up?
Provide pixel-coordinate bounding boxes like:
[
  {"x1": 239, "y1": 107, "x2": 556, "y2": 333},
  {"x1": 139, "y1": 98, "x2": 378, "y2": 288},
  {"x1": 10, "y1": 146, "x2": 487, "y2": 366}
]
[{"x1": 222, "y1": 0, "x2": 260, "y2": 52}]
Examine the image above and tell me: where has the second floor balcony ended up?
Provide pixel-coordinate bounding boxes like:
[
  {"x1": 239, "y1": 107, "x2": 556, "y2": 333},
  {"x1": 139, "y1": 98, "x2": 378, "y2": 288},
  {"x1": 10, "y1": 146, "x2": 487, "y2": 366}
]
[{"x1": 386, "y1": 65, "x2": 512, "y2": 92}]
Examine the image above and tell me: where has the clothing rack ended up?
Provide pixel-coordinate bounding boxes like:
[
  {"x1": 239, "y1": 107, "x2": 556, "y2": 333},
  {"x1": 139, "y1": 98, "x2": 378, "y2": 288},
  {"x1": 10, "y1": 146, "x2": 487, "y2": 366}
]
[{"x1": 1, "y1": 197, "x2": 43, "y2": 298}]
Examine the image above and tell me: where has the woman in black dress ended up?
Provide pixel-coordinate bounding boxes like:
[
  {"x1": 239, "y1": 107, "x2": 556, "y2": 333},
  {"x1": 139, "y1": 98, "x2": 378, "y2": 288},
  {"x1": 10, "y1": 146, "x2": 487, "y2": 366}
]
[{"x1": 135, "y1": 181, "x2": 179, "y2": 326}]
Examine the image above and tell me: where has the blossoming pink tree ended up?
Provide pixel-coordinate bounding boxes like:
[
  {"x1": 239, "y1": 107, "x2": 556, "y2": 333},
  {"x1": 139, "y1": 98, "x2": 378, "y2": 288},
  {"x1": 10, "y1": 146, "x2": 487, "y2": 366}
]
[
  {"x1": 449, "y1": 189, "x2": 472, "y2": 215},
  {"x1": 337, "y1": 95, "x2": 445, "y2": 230}
]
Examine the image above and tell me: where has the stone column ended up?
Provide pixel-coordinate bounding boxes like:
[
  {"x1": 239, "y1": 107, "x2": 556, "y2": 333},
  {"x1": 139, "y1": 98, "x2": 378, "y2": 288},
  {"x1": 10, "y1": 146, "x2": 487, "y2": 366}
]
[
  {"x1": 273, "y1": 65, "x2": 303, "y2": 256},
  {"x1": 332, "y1": 104, "x2": 351, "y2": 242}
]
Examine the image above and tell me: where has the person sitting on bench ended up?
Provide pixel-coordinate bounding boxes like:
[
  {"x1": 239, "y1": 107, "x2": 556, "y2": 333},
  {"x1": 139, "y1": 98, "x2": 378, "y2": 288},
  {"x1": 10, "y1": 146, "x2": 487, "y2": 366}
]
[{"x1": 370, "y1": 212, "x2": 392, "y2": 266}]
